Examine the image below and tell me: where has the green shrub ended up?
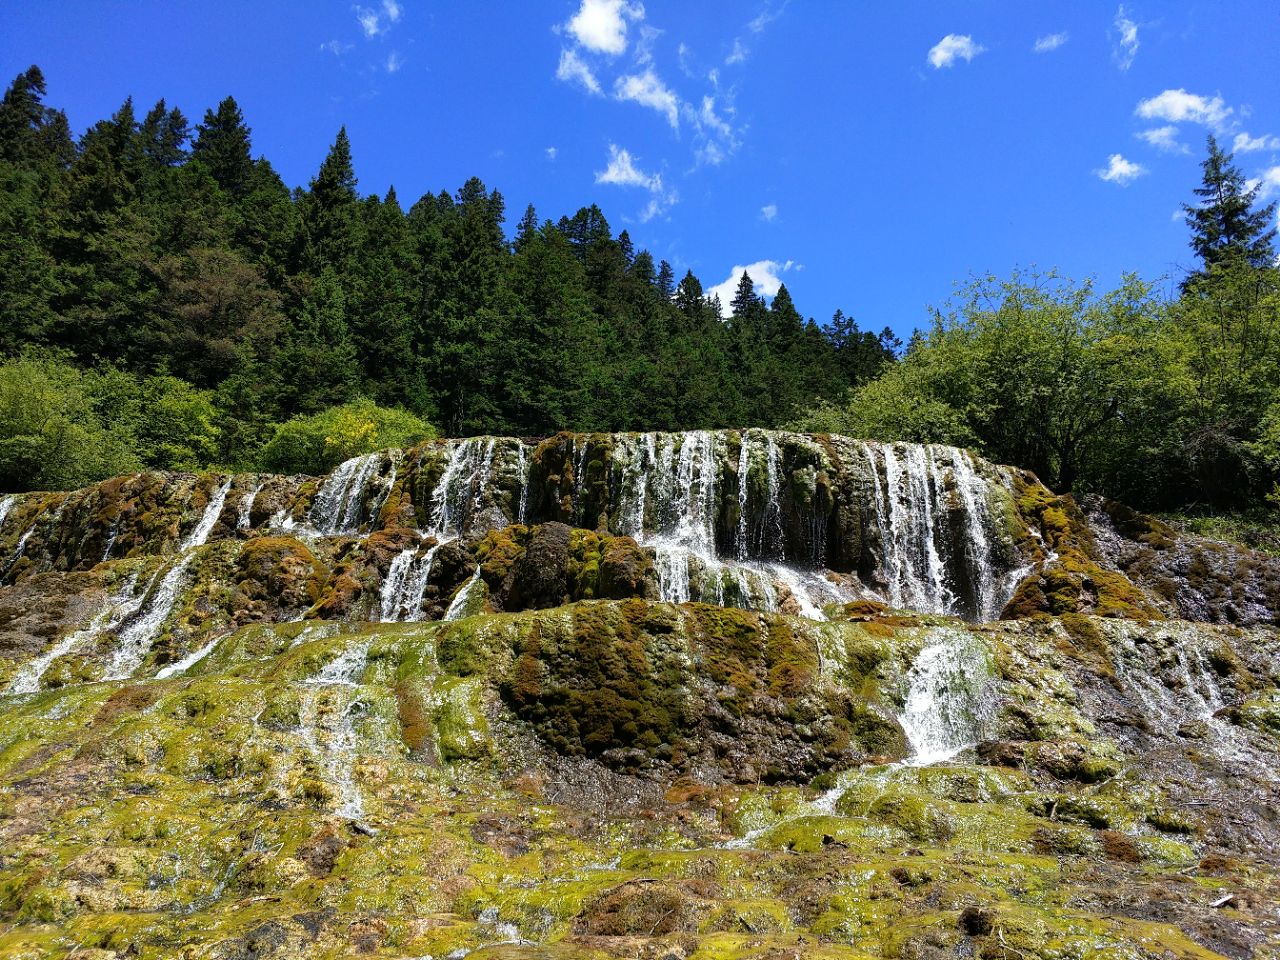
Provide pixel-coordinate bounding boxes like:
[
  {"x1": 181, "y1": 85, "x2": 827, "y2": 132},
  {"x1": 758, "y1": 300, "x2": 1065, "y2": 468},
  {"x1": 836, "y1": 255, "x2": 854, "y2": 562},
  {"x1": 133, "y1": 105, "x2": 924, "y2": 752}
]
[{"x1": 257, "y1": 398, "x2": 435, "y2": 475}]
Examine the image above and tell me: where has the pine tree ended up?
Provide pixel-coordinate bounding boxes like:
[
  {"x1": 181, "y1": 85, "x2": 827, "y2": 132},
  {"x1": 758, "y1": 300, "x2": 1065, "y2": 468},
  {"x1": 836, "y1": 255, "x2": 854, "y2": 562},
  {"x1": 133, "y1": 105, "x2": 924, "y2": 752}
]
[
  {"x1": 1183, "y1": 135, "x2": 1277, "y2": 284},
  {"x1": 191, "y1": 97, "x2": 254, "y2": 198}
]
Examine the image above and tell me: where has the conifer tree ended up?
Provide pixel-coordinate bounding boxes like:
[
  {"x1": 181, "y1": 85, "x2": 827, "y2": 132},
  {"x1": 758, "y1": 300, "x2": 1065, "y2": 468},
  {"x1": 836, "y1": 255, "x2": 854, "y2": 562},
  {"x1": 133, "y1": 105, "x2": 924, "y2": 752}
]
[
  {"x1": 191, "y1": 97, "x2": 254, "y2": 198},
  {"x1": 1183, "y1": 135, "x2": 1277, "y2": 284}
]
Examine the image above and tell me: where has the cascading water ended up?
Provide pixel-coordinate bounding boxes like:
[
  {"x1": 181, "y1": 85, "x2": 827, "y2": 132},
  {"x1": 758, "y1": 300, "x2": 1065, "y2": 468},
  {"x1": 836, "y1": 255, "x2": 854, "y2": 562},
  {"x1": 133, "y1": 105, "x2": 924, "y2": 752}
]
[
  {"x1": 379, "y1": 543, "x2": 441, "y2": 622},
  {"x1": 237, "y1": 482, "x2": 264, "y2": 530},
  {"x1": 300, "y1": 644, "x2": 369, "y2": 821},
  {"x1": 308, "y1": 453, "x2": 385, "y2": 536},
  {"x1": 0, "y1": 495, "x2": 15, "y2": 532},
  {"x1": 898, "y1": 627, "x2": 996, "y2": 765},
  {"x1": 444, "y1": 567, "x2": 484, "y2": 621}
]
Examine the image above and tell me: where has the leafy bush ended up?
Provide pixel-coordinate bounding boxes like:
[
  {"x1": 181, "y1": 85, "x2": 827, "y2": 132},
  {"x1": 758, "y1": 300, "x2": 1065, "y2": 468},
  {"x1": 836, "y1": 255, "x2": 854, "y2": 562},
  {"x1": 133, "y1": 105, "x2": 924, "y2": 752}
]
[
  {"x1": 86, "y1": 367, "x2": 221, "y2": 471},
  {"x1": 257, "y1": 398, "x2": 436, "y2": 475},
  {"x1": 0, "y1": 356, "x2": 140, "y2": 491}
]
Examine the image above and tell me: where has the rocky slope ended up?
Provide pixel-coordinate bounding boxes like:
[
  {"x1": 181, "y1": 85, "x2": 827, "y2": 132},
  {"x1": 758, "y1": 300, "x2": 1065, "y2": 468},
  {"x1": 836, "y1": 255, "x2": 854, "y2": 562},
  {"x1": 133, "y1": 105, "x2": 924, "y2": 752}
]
[{"x1": 0, "y1": 431, "x2": 1278, "y2": 959}]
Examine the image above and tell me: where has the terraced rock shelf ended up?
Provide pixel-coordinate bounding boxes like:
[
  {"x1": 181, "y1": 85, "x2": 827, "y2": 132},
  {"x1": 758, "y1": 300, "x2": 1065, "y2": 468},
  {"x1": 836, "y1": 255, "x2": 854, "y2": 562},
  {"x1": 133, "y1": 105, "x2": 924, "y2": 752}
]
[{"x1": 0, "y1": 432, "x2": 1278, "y2": 959}]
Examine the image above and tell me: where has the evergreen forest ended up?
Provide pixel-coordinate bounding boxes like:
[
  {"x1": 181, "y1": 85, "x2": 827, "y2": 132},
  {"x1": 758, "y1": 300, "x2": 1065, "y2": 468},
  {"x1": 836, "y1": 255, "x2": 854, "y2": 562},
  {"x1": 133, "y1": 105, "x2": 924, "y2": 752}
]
[{"x1": 1, "y1": 65, "x2": 1277, "y2": 526}]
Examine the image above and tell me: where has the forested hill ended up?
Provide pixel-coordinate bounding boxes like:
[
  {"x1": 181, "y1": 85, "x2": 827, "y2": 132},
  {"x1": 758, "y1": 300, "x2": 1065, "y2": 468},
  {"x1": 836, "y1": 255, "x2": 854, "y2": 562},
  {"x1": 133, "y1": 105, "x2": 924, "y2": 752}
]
[
  {"x1": 2, "y1": 64, "x2": 1279, "y2": 523},
  {"x1": 0, "y1": 66, "x2": 893, "y2": 478}
]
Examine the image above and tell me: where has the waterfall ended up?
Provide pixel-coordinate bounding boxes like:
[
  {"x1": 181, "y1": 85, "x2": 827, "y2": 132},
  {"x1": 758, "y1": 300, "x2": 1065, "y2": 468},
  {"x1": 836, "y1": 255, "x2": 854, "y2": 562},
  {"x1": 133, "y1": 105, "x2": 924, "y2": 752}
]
[
  {"x1": 309, "y1": 453, "x2": 384, "y2": 536},
  {"x1": 4, "y1": 586, "x2": 133, "y2": 695},
  {"x1": 237, "y1": 482, "x2": 264, "y2": 530},
  {"x1": 301, "y1": 644, "x2": 369, "y2": 821},
  {"x1": 516, "y1": 443, "x2": 530, "y2": 523},
  {"x1": 0, "y1": 495, "x2": 15, "y2": 532},
  {"x1": 379, "y1": 543, "x2": 441, "y2": 622},
  {"x1": 444, "y1": 567, "x2": 484, "y2": 621},
  {"x1": 735, "y1": 433, "x2": 751, "y2": 560},
  {"x1": 428, "y1": 439, "x2": 498, "y2": 539},
  {"x1": 155, "y1": 634, "x2": 223, "y2": 680},
  {"x1": 898, "y1": 628, "x2": 995, "y2": 766},
  {"x1": 103, "y1": 480, "x2": 232, "y2": 680},
  {"x1": 183, "y1": 479, "x2": 232, "y2": 549}
]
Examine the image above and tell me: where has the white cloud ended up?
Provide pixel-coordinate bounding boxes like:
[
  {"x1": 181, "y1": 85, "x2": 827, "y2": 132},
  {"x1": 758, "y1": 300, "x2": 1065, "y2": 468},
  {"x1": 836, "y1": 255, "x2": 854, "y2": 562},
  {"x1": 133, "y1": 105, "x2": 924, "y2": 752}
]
[
  {"x1": 1033, "y1": 32, "x2": 1069, "y2": 53},
  {"x1": 726, "y1": 38, "x2": 749, "y2": 65},
  {"x1": 545, "y1": 146, "x2": 558, "y2": 160},
  {"x1": 385, "y1": 51, "x2": 403, "y2": 73},
  {"x1": 1254, "y1": 166, "x2": 1280, "y2": 201},
  {"x1": 594, "y1": 144, "x2": 677, "y2": 222},
  {"x1": 557, "y1": 48, "x2": 602, "y2": 95},
  {"x1": 382, "y1": 0, "x2": 402, "y2": 23},
  {"x1": 1096, "y1": 153, "x2": 1146, "y2": 185},
  {"x1": 761, "y1": 203, "x2": 777, "y2": 222},
  {"x1": 748, "y1": 4, "x2": 785, "y2": 34},
  {"x1": 687, "y1": 95, "x2": 740, "y2": 166},
  {"x1": 614, "y1": 68, "x2": 680, "y2": 129},
  {"x1": 708, "y1": 260, "x2": 797, "y2": 316},
  {"x1": 1137, "y1": 125, "x2": 1188, "y2": 153},
  {"x1": 565, "y1": 0, "x2": 644, "y2": 56},
  {"x1": 1112, "y1": 6, "x2": 1139, "y2": 70},
  {"x1": 633, "y1": 25, "x2": 660, "y2": 65},
  {"x1": 320, "y1": 39, "x2": 354, "y2": 55},
  {"x1": 1135, "y1": 89, "x2": 1233, "y2": 131},
  {"x1": 595, "y1": 143, "x2": 662, "y2": 191},
  {"x1": 927, "y1": 34, "x2": 985, "y2": 69},
  {"x1": 1234, "y1": 132, "x2": 1280, "y2": 153},
  {"x1": 356, "y1": 6, "x2": 384, "y2": 37}
]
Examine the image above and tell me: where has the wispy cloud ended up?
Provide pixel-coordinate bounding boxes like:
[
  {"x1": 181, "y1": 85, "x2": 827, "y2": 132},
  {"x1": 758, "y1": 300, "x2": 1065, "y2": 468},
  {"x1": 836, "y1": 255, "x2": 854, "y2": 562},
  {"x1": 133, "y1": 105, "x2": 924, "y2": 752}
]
[
  {"x1": 320, "y1": 39, "x2": 354, "y2": 56},
  {"x1": 1033, "y1": 32, "x2": 1069, "y2": 53},
  {"x1": 385, "y1": 51, "x2": 403, "y2": 73},
  {"x1": 1135, "y1": 89, "x2": 1233, "y2": 131},
  {"x1": 557, "y1": 48, "x2": 603, "y2": 95},
  {"x1": 1096, "y1": 153, "x2": 1146, "y2": 185},
  {"x1": 595, "y1": 144, "x2": 677, "y2": 221},
  {"x1": 708, "y1": 259, "x2": 797, "y2": 316},
  {"x1": 614, "y1": 68, "x2": 680, "y2": 129},
  {"x1": 761, "y1": 203, "x2": 777, "y2": 222},
  {"x1": 546, "y1": 146, "x2": 558, "y2": 160},
  {"x1": 355, "y1": 0, "x2": 404, "y2": 38},
  {"x1": 1252, "y1": 166, "x2": 1280, "y2": 201},
  {"x1": 596, "y1": 143, "x2": 662, "y2": 190},
  {"x1": 927, "y1": 34, "x2": 985, "y2": 69},
  {"x1": 726, "y1": 38, "x2": 748, "y2": 65},
  {"x1": 1137, "y1": 125, "x2": 1188, "y2": 153},
  {"x1": 1112, "y1": 5, "x2": 1139, "y2": 71},
  {"x1": 565, "y1": 0, "x2": 645, "y2": 56},
  {"x1": 1234, "y1": 132, "x2": 1280, "y2": 153}
]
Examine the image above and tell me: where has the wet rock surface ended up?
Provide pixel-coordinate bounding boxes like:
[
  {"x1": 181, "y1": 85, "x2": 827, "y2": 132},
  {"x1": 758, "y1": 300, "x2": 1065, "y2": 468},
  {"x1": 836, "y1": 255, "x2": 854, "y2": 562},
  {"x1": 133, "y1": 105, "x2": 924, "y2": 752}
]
[{"x1": 1, "y1": 433, "x2": 1279, "y2": 958}]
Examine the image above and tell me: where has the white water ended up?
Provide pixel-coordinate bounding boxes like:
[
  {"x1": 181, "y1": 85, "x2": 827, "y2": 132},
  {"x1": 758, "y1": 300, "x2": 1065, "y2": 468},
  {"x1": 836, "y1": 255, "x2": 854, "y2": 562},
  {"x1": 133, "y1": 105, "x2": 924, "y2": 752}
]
[
  {"x1": 155, "y1": 634, "x2": 223, "y2": 680},
  {"x1": 443, "y1": 567, "x2": 484, "y2": 621},
  {"x1": 237, "y1": 482, "x2": 264, "y2": 530},
  {"x1": 183, "y1": 479, "x2": 232, "y2": 549},
  {"x1": 379, "y1": 543, "x2": 441, "y2": 622},
  {"x1": 0, "y1": 495, "x2": 15, "y2": 532},
  {"x1": 301, "y1": 644, "x2": 370, "y2": 821},
  {"x1": 103, "y1": 480, "x2": 233, "y2": 680},
  {"x1": 898, "y1": 627, "x2": 996, "y2": 765},
  {"x1": 4, "y1": 588, "x2": 131, "y2": 695}
]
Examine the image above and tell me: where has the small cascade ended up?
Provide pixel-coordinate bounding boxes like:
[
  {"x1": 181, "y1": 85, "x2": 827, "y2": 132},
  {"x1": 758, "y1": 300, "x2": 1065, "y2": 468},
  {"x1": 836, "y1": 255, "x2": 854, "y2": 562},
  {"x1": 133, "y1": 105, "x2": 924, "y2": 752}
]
[
  {"x1": 237, "y1": 482, "x2": 264, "y2": 530},
  {"x1": 183, "y1": 479, "x2": 232, "y2": 549},
  {"x1": 301, "y1": 644, "x2": 369, "y2": 821},
  {"x1": 379, "y1": 543, "x2": 441, "y2": 622},
  {"x1": 4, "y1": 588, "x2": 131, "y2": 695},
  {"x1": 155, "y1": 634, "x2": 223, "y2": 680},
  {"x1": 104, "y1": 481, "x2": 232, "y2": 680},
  {"x1": 444, "y1": 567, "x2": 484, "y2": 621},
  {"x1": 515, "y1": 442, "x2": 531, "y2": 523},
  {"x1": 898, "y1": 628, "x2": 995, "y2": 766},
  {"x1": 100, "y1": 517, "x2": 120, "y2": 562},
  {"x1": 309, "y1": 453, "x2": 384, "y2": 536},
  {"x1": 429, "y1": 439, "x2": 499, "y2": 539},
  {"x1": 0, "y1": 494, "x2": 15, "y2": 532}
]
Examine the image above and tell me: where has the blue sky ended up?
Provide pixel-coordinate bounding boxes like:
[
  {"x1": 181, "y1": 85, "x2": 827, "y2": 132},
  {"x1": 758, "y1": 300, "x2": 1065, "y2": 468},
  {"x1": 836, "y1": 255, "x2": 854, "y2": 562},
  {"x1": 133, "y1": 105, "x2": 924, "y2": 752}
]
[{"x1": 3, "y1": 1, "x2": 1279, "y2": 337}]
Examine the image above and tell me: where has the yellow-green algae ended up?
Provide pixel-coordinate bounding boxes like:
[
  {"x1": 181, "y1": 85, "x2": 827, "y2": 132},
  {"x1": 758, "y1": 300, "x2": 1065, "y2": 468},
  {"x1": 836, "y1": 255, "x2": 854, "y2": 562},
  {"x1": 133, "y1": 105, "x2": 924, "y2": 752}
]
[{"x1": 0, "y1": 603, "x2": 1276, "y2": 959}]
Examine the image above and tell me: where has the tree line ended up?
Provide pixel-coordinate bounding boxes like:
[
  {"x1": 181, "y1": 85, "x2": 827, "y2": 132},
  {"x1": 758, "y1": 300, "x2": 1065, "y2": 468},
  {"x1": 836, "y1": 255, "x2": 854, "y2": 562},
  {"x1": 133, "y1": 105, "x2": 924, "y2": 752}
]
[
  {"x1": 0, "y1": 65, "x2": 894, "y2": 490},
  {"x1": 1, "y1": 64, "x2": 1277, "y2": 524}
]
